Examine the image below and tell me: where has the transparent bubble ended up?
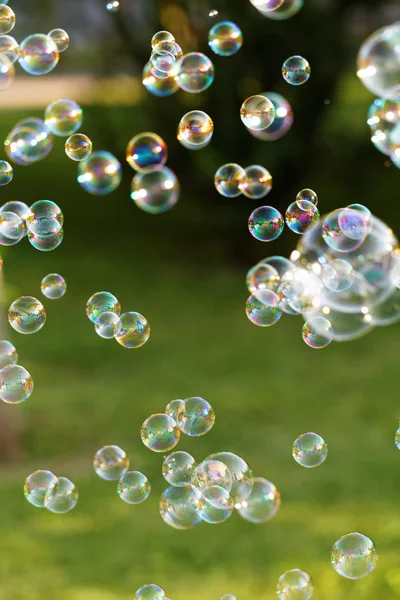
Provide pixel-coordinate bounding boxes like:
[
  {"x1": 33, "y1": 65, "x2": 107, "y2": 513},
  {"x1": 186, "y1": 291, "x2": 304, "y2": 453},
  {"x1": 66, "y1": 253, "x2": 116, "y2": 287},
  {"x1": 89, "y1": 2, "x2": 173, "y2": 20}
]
[
  {"x1": 221, "y1": 596, "x2": 236, "y2": 600},
  {"x1": 338, "y1": 207, "x2": 369, "y2": 241},
  {"x1": 296, "y1": 188, "x2": 318, "y2": 209},
  {"x1": 48, "y1": 28, "x2": 70, "y2": 52},
  {"x1": 178, "y1": 396, "x2": 215, "y2": 436},
  {"x1": 160, "y1": 484, "x2": 202, "y2": 530},
  {"x1": 207, "y1": 452, "x2": 253, "y2": 504},
  {"x1": 246, "y1": 289, "x2": 282, "y2": 326},
  {"x1": 19, "y1": 34, "x2": 59, "y2": 75},
  {"x1": 135, "y1": 585, "x2": 166, "y2": 600},
  {"x1": 131, "y1": 167, "x2": 179, "y2": 214},
  {"x1": 322, "y1": 259, "x2": 353, "y2": 293},
  {"x1": 177, "y1": 52, "x2": 215, "y2": 93},
  {"x1": 86, "y1": 291, "x2": 121, "y2": 323},
  {"x1": 0, "y1": 340, "x2": 17, "y2": 370},
  {"x1": 28, "y1": 228, "x2": 64, "y2": 252},
  {"x1": 248, "y1": 206, "x2": 284, "y2": 242},
  {"x1": 77, "y1": 151, "x2": 122, "y2": 195},
  {"x1": 0, "y1": 201, "x2": 31, "y2": 237},
  {"x1": 191, "y1": 459, "x2": 233, "y2": 492},
  {"x1": 214, "y1": 163, "x2": 246, "y2": 198},
  {"x1": 126, "y1": 132, "x2": 168, "y2": 173},
  {"x1": 0, "y1": 160, "x2": 13, "y2": 186},
  {"x1": 95, "y1": 312, "x2": 122, "y2": 339},
  {"x1": 208, "y1": 21, "x2": 243, "y2": 57},
  {"x1": 94, "y1": 445, "x2": 129, "y2": 480},
  {"x1": 241, "y1": 165, "x2": 272, "y2": 199},
  {"x1": 0, "y1": 364, "x2": 33, "y2": 404},
  {"x1": 115, "y1": 312, "x2": 150, "y2": 349},
  {"x1": 286, "y1": 201, "x2": 320, "y2": 234},
  {"x1": 153, "y1": 41, "x2": 182, "y2": 61},
  {"x1": 279, "y1": 268, "x2": 323, "y2": 313},
  {"x1": 357, "y1": 23, "x2": 400, "y2": 101},
  {"x1": 277, "y1": 569, "x2": 314, "y2": 600},
  {"x1": 5, "y1": 118, "x2": 53, "y2": 166},
  {"x1": 259, "y1": 0, "x2": 303, "y2": 19},
  {"x1": 395, "y1": 427, "x2": 400, "y2": 450},
  {"x1": 41, "y1": 273, "x2": 67, "y2": 300},
  {"x1": 302, "y1": 316, "x2": 333, "y2": 349},
  {"x1": 8, "y1": 296, "x2": 46, "y2": 335},
  {"x1": 0, "y1": 53, "x2": 14, "y2": 91},
  {"x1": 24, "y1": 470, "x2": 58, "y2": 508},
  {"x1": 106, "y1": 0, "x2": 120, "y2": 12},
  {"x1": 250, "y1": 0, "x2": 283, "y2": 11},
  {"x1": 177, "y1": 110, "x2": 214, "y2": 150},
  {"x1": 250, "y1": 92, "x2": 293, "y2": 141},
  {"x1": 162, "y1": 451, "x2": 196, "y2": 487},
  {"x1": 142, "y1": 62, "x2": 179, "y2": 97},
  {"x1": 165, "y1": 399, "x2": 185, "y2": 422},
  {"x1": 151, "y1": 31, "x2": 175, "y2": 48},
  {"x1": 117, "y1": 471, "x2": 151, "y2": 504},
  {"x1": 198, "y1": 485, "x2": 234, "y2": 524},
  {"x1": 0, "y1": 34, "x2": 19, "y2": 63},
  {"x1": 0, "y1": 5, "x2": 15, "y2": 34},
  {"x1": 331, "y1": 532, "x2": 378, "y2": 579},
  {"x1": 150, "y1": 50, "x2": 178, "y2": 80},
  {"x1": 141, "y1": 413, "x2": 180, "y2": 452},
  {"x1": 0, "y1": 211, "x2": 24, "y2": 242},
  {"x1": 237, "y1": 477, "x2": 281, "y2": 523},
  {"x1": 45, "y1": 98, "x2": 82, "y2": 137},
  {"x1": 65, "y1": 133, "x2": 92, "y2": 161},
  {"x1": 367, "y1": 98, "x2": 400, "y2": 155},
  {"x1": 322, "y1": 209, "x2": 366, "y2": 253},
  {"x1": 240, "y1": 95, "x2": 275, "y2": 131},
  {"x1": 292, "y1": 432, "x2": 327, "y2": 468},
  {"x1": 282, "y1": 55, "x2": 311, "y2": 86},
  {"x1": 44, "y1": 476, "x2": 78, "y2": 514},
  {"x1": 246, "y1": 262, "x2": 280, "y2": 293},
  {"x1": 27, "y1": 200, "x2": 63, "y2": 237}
]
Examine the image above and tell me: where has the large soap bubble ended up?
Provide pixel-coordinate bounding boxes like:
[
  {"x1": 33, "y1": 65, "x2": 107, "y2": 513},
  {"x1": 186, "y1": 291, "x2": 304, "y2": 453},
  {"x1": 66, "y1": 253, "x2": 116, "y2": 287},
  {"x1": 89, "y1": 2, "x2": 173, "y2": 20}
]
[
  {"x1": 5, "y1": 118, "x2": 53, "y2": 166},
  {"x1": 357, "y1": 23, "x2": 400, "y2": 100}
]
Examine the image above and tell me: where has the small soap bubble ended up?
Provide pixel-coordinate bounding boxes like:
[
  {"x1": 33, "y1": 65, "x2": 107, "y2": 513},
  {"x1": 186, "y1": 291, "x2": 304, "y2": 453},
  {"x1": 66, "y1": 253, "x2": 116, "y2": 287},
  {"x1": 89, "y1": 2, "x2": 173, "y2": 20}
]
[
  {"x1": 131, "y1": 167, "x2": 180, "y2": 214},
  {"x1": 8, "y1": 296, "x2": 46, "y2": 335},
  {"x1": 322, "y1": 259, "x2": 353, "y2": 293},
  {"x1": 242, "y1": 165, "x2": 272, "y2": 199},
  {"x1": 134, "y1": 585, "x2": 165, "y2": 600},
  {"x1": 0, "y1": 211, "x2": 24, "y2": 241},
  {"x1": 5, "y1": 118, "x2": 53, "y2": 166},
  {"x1": 282, "y1": 55, "x2": 311, "y2": 86},
  {"x1": 94, "y1": 445, "x2": 129, "y2": 480},
  {"x1": 28, "y1": 229, "x2": 64, "y2": 252},
  {"x1": 126, "y1": 132, "x2": 168, "y2": 173},
  {"x1": 114, "y1": 312, "x2": 150, "y2": 348},
  {"x1": 153, "y1": 41, "x2": 182, "y2": 60},
  {"x1": 322, "y1": 209, "x2": 365, "y2": 253},
  {"x1": 0, "y1": 34, "x2": 19, "y2": 63},
  {"x1": 277, "y1": 569, "x2": 314, "y2": 600},
  {"x1": 151, "y1": 31, "x2": 175, "y2": 48},
  {"x1": 117, "y1": 471, "x2": 151, "y2": 504},
  {"x1": 293, "y1": 432, "x2": 327, "y2": 467},
  {"x1": 208, "y1": 21, "x2": 243, "y2": 57},
  {"x1": 250, "y1": 92, "x2": 293, "y2": 141},
  {"x1": 296, "y1": 188, "x2": 318, "y2": 208},
  {"x1": 44, "y1": 476, "x2": 78, "y2": 514},
  {"x1": 395, "y1": 427, "x2": 400, "y2": 449},
  {"x1": 0, "y1": 160, "x2": 13, "y2": 185},
  {"x1": 178, "y1": 397, "x2": 215, "y2": 436},
  {"x1": 0, "y1": 53, "x2": 14, "y2": 91},
  {"x1": 198, "y1": 485, "x2": 234, "y2": 524},
  {"x1": 331, "y1": 532, "x2": 378, "y2": 579},
  {"x1": 237, "y1": 477, "x2": 281, "y2": 523},
  {"x1": 250, "y1": 0, "x2": 283, "y2": 12},
  {"x1": 0, "y1": 4, "x2": 15, "y2": 34},
  {"x1": 48, "y1": 28, "x2": 70, "y2": 52},
  {"x1": 160, "y1": 484, "x2": 202, "y2": 530},
  {"x1": 95, "y1": 312, "x2": 122, "y2": 339},
  {"x1": 27, "y1": 200, "x2": 63, "y2": 237},
  {"x1": 191, "y1": 459, "x2": 233, "y2": 492},
  {"x1": 240, "y1": 95, "x2": 275, "y2": 131},
  {"x1": 86, "y1": 292, "x2": 121, "y2": 324},
  {"x1": 0, "y1": 364, "x2": 33, "y2": 404},
  {"x1": 285, "y1": 201, "x2": 320, "y2": 234},
  {"x1": 208, "y1": 452, "x2": 253, "y2": 504},
  {"x1": 141, "y1": 413, "x2": 180, "y2": 452},
  {"x1": 77, "y1": 151, "x2": 122, "y2": 195},
  {"x1": 165, "y1": 399, "x2": 185, "y2": 422},
  {"x1": 177, "y1": 52, "x2": 215, "y2": 93},
  {"x1": 0, "y1": 340, "x2": 17, "y2": 370},
  {"x1": 65, "y1": 133, "x2": 92, "y2": 161},
  {"x1": 162, "y1": 451, "x2": 196, "y2": 487},
  {"x1": 142, "y1": 62, "x2": 179, "y2": 97},
  {"x1": 221, "y1": 596, "x2": 236, "y2": 600},
  {"x1": 246, "y1": 289, "x2": 282, "y2": 326},
  {"x1": 246, "y1": 262, "x2": 280, "y2": 293},
  {"x1": 0, "y1": 202, "x2": 31, "y2": 236},
  {"x1": 248, "y1": 206, "x2": 284, "y2": 242},
  {"x1": 302, "y1": 316, "x2": 333, "y2": 349},
  {"x1": 24, "y1": 470, "x2": 58, "y2": 508},
  {"x1": 177, "y1": 111, "x2": 214, "y2": 150},
  {"x1": 338, "y1": 207, "x2": 369, "y2": 240},
  {"x1": 150, "y1": 50, "x2": 178, "y2": 80},
  {"x1": 106, "y1": 0, "x2": 120, "y2": 11},
  {"x1": 19, "y1": 34, "x2": 59, "y2": 75},
  {"x1": 41, "y1": 273, "x2": 67, "y2": 299},
  {"x1": 45, "y1": 98, "x2": 83, "y2": 137},
  {"x1": 214, "y1": 163, "x2": 246, "y2": 198}
]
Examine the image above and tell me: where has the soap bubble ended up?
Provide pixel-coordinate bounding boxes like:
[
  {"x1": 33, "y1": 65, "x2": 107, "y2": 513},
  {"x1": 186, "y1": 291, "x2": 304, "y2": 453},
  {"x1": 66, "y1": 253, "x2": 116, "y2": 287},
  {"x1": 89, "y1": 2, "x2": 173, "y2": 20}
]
[
  {"x1": 246, "y1": 289, "x2": 282, "y2": 326},
  {"x1": 322, "y1": 259, "x2": 353, "y2": 293},
  {"x1": 248, "y1": 206, "x2": 284, "y2": 242},
  {"x1": 106, "y1": 1, "x2": 120, "y2": 12},
  {"x1": 126, "y1": 132, "x2": 168, "y2": 172},
  {"x1": 131, "y1": 167, "x2": 179, "y2": 214},
  {"x1": 367, "y1": 98, "x2": 400, "y2": 155},
  {"x1": 27, "y1": 200, "x2": 63, "y2": 237},
  {"x1": 41, "y1": 274, "x2": 67, "y2": 299},
  {"x1": 237, "y1": 477, "x2": 281, "y2": 523},
  {"x1": 45, "y1": 98, "x2": 82, "y2": 136},
  {"x1": 94, "y1": 445, "x2": 129, "y2": 480},
  {"x1": 65, "y1": 133, "x2": 92, "y2": 161},
  {"x1": 142, "y1": 62, "x2": 179, "y2": 97},
  {"x1": 198, "y1": 485, "x2": 234, "y2": 524},
  {"x1": 368, "y1": 285, "x2": 400, "y2": 326},
  {"x1": 0, "y1": 4, "x2": 15, "y2": 34},
  {"x1": 250, "y1": 92, "x2": 293, "y2": 141},
  {"x1": 331, "y1": 532, "x2": 378, "y2": 579},
  {"x1": 77, "y1": 151, "x2": 122, "y2": 195},
  {"x1": 141, "y1": 413, "x2": 180, "y2": 452},
  {"x1": 162, "y1": 451, "x2": 196, "y2": 487},
  {"x1": 0, "y1": 340, "x2": 17, "y2": 370},
  {"x1": 114, "y1": 312, "x2": 150, "y2": 348},
  {"x1": 19, "y1": 34, "x2": 59, "y2": 75},
  {"x1": 134, "y1": 585, "x2": 165, "y2": 600},
  {"x1": 0, "y1": 201, "x2": 31, "y2": 236},
  {"x1": 160, "y1": 484, "x2": 202, "y2": 530},
  {"x1": 0, "y1": 211, "x2": 24, "y2": 242},
  {"x1": 242, "y1": 165, "x2": 272, "y2": 199},
  {"x1": 0, "y1": 54, "x2": 14, "y2": 91},
  {"x1": 0, "y1": 364, "x2": 33, "y2": 404},
  {"x1": 0, "y1": 160, "x2": 13, "y2": 185},
  {"x1": 250, "y1": 0, "x2": 283, "y2": 11},
  {"x1": 208, "y1": 21, "x2": 243, "y2": 56},
  {"x1": 321, "y1": 209, "x2": 367, "y2": 253},
  {"x1": 24, "y1": 470, "x2": 58, "y2": 508},
  {"x1": 338, "y1": 207, "x2": 370, "y2": 241},
  {"x1": 177, "y1": 111, "x2": 214, "y2": 150},
  {"x1": 5, "y1": 118, "x2": 53, "y2": 165},
  {"x1": 8, "y1": 296, "x2": 46, "y2": 335},
  {"x1": 44, "y1": 476, "x2": 78, "y2": 514},
  {"x1": 221, "y1": 596, "x2": 236, "y2": 600},
  {"x1": 259, "y1": 0, "x2": 303, "y2": 19},
  {"x1": 286, "y1": 201, "x2": 320, "y2": 234},
  {"x1": 95, "y1": 312, "x2": 122, "y2": 339},
  {"x1": 241, "y1": 95, "x2": 275, "y2": 131},
  {"x1": 302, "y1": 317, "x2": 333, "y2": 349},
  {"x1": 178, "y1": 396, "x2": 215, "y2": 436},
  {"x1": 191, "y1": 459, "x2": 233, "y2": 492},
  {"x1": 0, "y1": 35, "x2": 19, "y2": 63},
  {"x1": 296, "y1": 188, "x2": 318, "y2": 208},
  {"x1": 177, "y1": 52, "x2": 215, "y2": 93},
  {"x1": 214, "y1": 163, "x2": 246, "y2": 197},
  {"x1": 277, "y1": 569, "x2": 314, "y2": 600},
  {"x1": 48, "y1": 28, "x2": 70, "y2": 52},
  {"x1": 292, "y1": 432, "x2": 327, "y2": 468},
  {"x1": 117, "y1": 471, "x2": 151, "y2": 504},
  {"x1": 395, "y1": 427, "x2": 400, "y2": 450},
  {"x1": 246, "y1": 262, "x2": 280, "y2": 293},
  {"x1": 208, "y1": 452, "x2": 253, "y2": 503},
  {"x1": 282, "y1": 55, "x2": 311, "y2": 86},
  {"x1": 151, "y1": 31, "x2": 175, "y2": 47},
  {"x1": 86, "y1": 292, "x2": 121, "y2": 323},
  {"x1": 165, "y1": 399, "x2": 185, "y2": 422},
  {"x1": 278, "y1": 268, "x2": 323, "y2": 314},
  {"x1": 150, "y1": 49, "x2": 178, "y2": 79},
  {"x1": 28, "y1": 229, "x2": 64, "y2": 251}
]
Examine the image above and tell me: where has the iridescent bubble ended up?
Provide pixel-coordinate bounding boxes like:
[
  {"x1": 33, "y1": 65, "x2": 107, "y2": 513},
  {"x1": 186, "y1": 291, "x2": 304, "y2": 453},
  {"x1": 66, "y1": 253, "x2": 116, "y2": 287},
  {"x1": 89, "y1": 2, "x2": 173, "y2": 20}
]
[
  {"x1": 367, "y1": 98, "x2": 400, "y2": 155},
  {"x1": 241, "y1": 165, "x2": 272, "y2": 199},
  {"x1": 150, "y1": 50, "x2": 178, "y2": 80},
  {"x1": 277, "y1": 569, "x2": 314, "y2": 600},
  {"x1": 24, "y1": 470, "x2": 58, "y2": 508},
  {"x1": 134, "y1": 585, "x2": 165, "y2": 600},
  {"x1": 94, "y1": 445, "x2": 129, "y2": 481},
  {"x1": 246, "y1": 262, "x2": 280, "y2": 293},
  {"x1": 8, "y1": 296, "x2": 46, "y2": 335},
  {"x1": 162, "y1": 451, "x2": 196, "y2": 487},
  {"x1": 86, "y1": 292, "x2": 121, "y2": 324},
  {"x1": 322, "y1": 209, "x2": 367, "y2": 253},
  {"x1": 395, "y1": 427, "x2": 400, "y2": 450},
  {"x1": 177, "y1": 52, "x2": 215, "y2": 93},
  {"x1": 28, "y1": 228, "x2": 64, "y2": 252},
  {"x1": 214, "y1": 163, "x2": 246, "y2": 198},
  {"x1": 77, "y1": 151, "x2": 122, "y2": 195},
  {"x1": 151, "y1": 31, "x2": 175, "y2": 48},
  {"x1": 338, "y1": 207, "x2": 369, "y2": 241},
  {"x1": 19, "y1": 34, "x2": 59, "y2": 75},
  {"x1": 0, "y1": 211, "x2": 24, "y2": 242},
  {"x1": 246, "y1": 289, "x2": 282, "y2": 326},
  {"x1": 296, "y1": 188, "x2": 318, "y2": 209},
  {"x1": 45, "y1": 98, "x2": 82, "y2": 137},
  {"x1": 0, "y1": 201, "x2": 31, "y2": 236},
  {"x1": 126, "y1": 132, "x2": 168, "y2": 173},
  {"x1": 198, "y1": 485, "x2": 234, "y2": 524},
  {"x1": 48, "y1": 28, "x2": 70, "y2": 53},
  {"x1": 141, "y1": 413, "x2": 180, "y2": 452},
  {"x1": 302, "y1": 316, "x2": 333, "y2": 349},
  {"x1": 240, "y1": 95, "x2": 275, "y2": 131},
  {"x1": 178, "y1": 396, "x2": 215, "y2": 437},
  {"x1": 114, "y1": 312, "x2": 150, "y2": 349},
  {"x1": 95, "y1": 312, "x2": 122, "y2": 339},
  {"x1": 237, "y1": 477, "x2": 281, "y2": 523},
  {"x1": 279, "y1": 268, "x2": 323, "y2": 314},
  {"x1": 65, "y1": 133, "x2": 92, "y2": 161},
  {"x1": 282, "y1": 55, "x2": 311, "y2": 86},
  {"x1": 250, "y1": 0, "x2": 283, "y2": 11},
  {"x1": 41, "y1": 273, "x2": 67, "y2": 299},
  {"x1": 131, "y1": 167, "x2": 179, "y2": 214},
  {"x1": 250, "y1": 92, "x2": 293, "y2": 141},
  {"x1": 0, "y1": 53, "x2": 14, "y2": 91},
  {"x1": 0, "y1": 4, "x2": 15, "y2": 34},
  {"x1": 208, "y1": 21, "x2": 243, "y2": 57},
  {"x1": 5, "y1": 118, "x2": 53, "y2": 166},
  {"x1": 142, "y1": 62, "x2": 179, "y2": 97},
  {"x1": 153, "y1": 41, "x2": 183, "y2": 61},
  {"x1": 0, "y1": 340, "x2": 17, "y2": 370},
  {"x1": 0, "y1": 160, "x2": 13, "y2": 186},
  {"x1": 177, "y1": 111, "x2": 214, "y2": 150},
  {"x1": 259, "y1": 0, "x2": 303, "y2": 19},
  {"x1": 0, "y1": 364, "x2": 33, "y2": 404},
  {"x1": 285, "y1": 201, "x2": 320, "y2": 235},
  {"x1": 207, "y1": 452, "x2": 253, "y2": 504},
  {"x1": 117, "y1": 471, "x2": 151, "y2": 504},
  {"x1": 27, "y1": 200, "x2": 63, "y2": 237},
  {"x1": 159, "y1": 484, "x2": 202, "y2": 530},
  {"x1": 44, "y1": 476, "x2": 78, "y2": 514},
  {"x1": 248, "y1": 206, "x2": 284, "y2": 242},
  {"x1": 292, "y1": 432, "x2": 327, "y2": 468},
  {"x1": 191, "y1": 459, "x2": 233, "y2": 492},
  {"x1": 165, "y1": 399, "x2": 185, "y2": 423},
  {"x1": 331, "y1": 533, "x2": 378, "y2": 579},
  {"x1": 322, "y1": 259, "x2": 353, "y2": 293},
  {"x1": 0, "y1": 35, "x2": 19, "y2": 63}
]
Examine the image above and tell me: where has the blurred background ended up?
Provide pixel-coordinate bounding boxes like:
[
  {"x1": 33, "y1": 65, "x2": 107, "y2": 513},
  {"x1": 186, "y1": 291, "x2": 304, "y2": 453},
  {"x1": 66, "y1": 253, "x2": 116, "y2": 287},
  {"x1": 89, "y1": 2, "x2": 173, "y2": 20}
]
[{"x1": 0, "y1": 0, "x2": 400, "y2": 598}]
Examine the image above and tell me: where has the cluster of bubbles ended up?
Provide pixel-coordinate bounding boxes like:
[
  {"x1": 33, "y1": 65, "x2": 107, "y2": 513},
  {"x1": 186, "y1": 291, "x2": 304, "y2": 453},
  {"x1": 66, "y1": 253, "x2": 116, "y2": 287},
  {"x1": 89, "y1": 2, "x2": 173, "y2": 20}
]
[
  {"x1": 215, "y1": 163, "x2": 272, "y2": 199},
  {"x1": 127, "y1": 132, "x2": 180, "y2": 213},
  {"x1": 24, "y1": 469, "x2": 78, "y2": 514},
  {"x1": 0, "y1": 340, "x2": 33, "y2": 404},
  {"x1": 248, "y1": 0, "x2": 304, "y2": 21},
  {"x1": 86, "y1": 291, "x2": 151, "y2": 348}
]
